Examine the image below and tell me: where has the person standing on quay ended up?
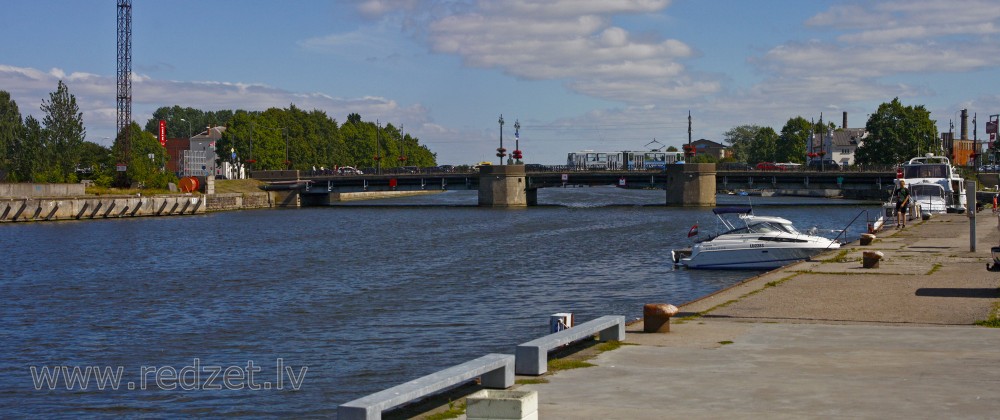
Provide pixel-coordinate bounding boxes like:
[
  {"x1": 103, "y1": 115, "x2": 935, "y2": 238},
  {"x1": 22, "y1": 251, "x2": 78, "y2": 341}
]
[{"x1": 896, "y1": 180, "x2": 910, "y2": 228}]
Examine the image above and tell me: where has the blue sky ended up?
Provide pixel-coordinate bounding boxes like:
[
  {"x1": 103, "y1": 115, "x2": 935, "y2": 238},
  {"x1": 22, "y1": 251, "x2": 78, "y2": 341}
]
[{"x1": 3, "y1": 0, "x2": 999, "y2": 164}]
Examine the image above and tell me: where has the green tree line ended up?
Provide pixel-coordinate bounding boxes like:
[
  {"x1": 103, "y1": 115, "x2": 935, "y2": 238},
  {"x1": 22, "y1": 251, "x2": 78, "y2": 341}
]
[
  {"x1": 143, "y1": 106, "x2": 437, "y2": 171},
  {"x1": 716, "y1": 98, "x2": 942, "y2": 166},
  {"x1": 0, "y1": 82, "x2": 174, "y2": 188},
  {"x1": 0, "y1": 81, "x2": 438, "y2": 187}
]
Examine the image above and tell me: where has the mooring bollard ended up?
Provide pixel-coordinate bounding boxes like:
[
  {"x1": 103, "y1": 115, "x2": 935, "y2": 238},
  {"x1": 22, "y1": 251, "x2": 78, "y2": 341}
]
[
  {"x1": 643, "y1": 303, "x2": 679, "y2": 333},
  {"x1": 859, "y1": 233, "x2": 875, "y2": 246},
  {"x1": 862, "y1": 250, "x2": 883, "y2": 268}
]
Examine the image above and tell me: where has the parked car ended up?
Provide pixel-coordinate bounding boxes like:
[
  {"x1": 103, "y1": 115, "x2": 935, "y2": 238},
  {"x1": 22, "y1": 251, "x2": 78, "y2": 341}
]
[
  {"x1": 755, "y1": 162, "x2": 784, "y2": 171},
  {"x1": 720, "y1": 162, "x2": 752, "y2": 171},
  {"x1": 338, "y1": 166, "x2": 363, "y2": 175},
  {"x1": 524, "y1": 163, "x2": 550, "y2": 171},
  {"x1": 807, "y1": 160, "x2": 840, "y2": 171}
]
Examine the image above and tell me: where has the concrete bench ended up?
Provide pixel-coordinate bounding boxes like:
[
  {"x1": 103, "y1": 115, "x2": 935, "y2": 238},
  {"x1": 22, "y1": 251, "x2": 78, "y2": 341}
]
[
  {"x1": 337, "y1": 353, "x2": 514, "y2": 420},
  {"x1": 515, "y1": 315, "x2": 625, "y2": 375}
]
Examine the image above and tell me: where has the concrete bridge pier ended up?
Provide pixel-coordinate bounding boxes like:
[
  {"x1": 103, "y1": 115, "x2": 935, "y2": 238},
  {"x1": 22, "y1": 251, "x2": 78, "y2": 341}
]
[
  {"x1": 665, "y1": 163, "x2": 716, "y2": 206},
  {"x1": 478, "y1": 165, "x2": 532, "y2": 207},
  {"x1": 269, "y1": 190, "x2": 301, "y2": 207}
]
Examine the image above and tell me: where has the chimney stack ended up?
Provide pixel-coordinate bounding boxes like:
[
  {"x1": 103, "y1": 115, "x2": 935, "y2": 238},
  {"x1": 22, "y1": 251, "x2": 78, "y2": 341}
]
[
  {"x1": 843, "y1": 111, "x2": 848, "y2": 129},
  {"x1": 961, "y1": 109, "x2": 968, "y2": 140}
]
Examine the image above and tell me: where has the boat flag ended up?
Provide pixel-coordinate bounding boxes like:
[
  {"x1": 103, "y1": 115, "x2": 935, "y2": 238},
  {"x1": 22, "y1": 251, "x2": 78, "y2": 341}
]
[{"x1": 687, "y1": 223, "x2": 699, "y2": 237}]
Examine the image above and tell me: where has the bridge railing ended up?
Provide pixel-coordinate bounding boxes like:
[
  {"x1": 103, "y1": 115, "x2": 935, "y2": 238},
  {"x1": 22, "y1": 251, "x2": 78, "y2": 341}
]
[{"x1": 254, "y1": 164, "x2": 900, "y2": 180}]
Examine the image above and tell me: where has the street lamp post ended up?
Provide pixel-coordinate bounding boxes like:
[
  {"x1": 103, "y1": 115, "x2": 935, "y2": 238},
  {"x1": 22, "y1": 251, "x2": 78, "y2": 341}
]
[
  {"x1": 398, "y1": 124, "x2": 407, "y2": 167},
  {"x1": 179, "y1": 118, "x2": 192, "y2": 139},
  {"x1": 973, "y1": 112, "x2": 979, "y2": 172},
  {"x1": 375, "y1": 120, "x2": 382, "y2": 175},
  {"x1": 497, "y1": 114, "x2": 506, "y2": 165},
  {"x1": 513, "y1": 119, "x2": 522, "y2": 164},
  {"x1": 249, "y1": 122, "x2": 254, "y2": 173},
  {"x1": 989, "y1": 115, "x2": 1000, "y2": 167}
]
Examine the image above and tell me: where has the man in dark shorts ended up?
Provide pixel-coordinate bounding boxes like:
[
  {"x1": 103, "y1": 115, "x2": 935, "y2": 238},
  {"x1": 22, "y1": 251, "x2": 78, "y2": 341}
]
[{"x1": 895, "y1": 180, "x2": 910, "y2": 228}]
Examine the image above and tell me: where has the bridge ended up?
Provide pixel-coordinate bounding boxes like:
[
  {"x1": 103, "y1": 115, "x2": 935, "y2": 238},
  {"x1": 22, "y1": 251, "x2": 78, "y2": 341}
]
[{"x1": 251, "y1": 165, "x2": 896, "y2": 207}]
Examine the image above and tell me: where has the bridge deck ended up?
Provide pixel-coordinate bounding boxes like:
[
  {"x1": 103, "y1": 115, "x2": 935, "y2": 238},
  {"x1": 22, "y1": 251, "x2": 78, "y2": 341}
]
[{"x1": 256, "y1": 169, "x2": 897, "y2": 194}]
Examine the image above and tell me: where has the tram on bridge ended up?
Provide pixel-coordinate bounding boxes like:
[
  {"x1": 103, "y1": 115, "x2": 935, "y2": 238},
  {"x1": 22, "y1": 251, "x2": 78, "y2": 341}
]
[{"x1": 567, "y1": 150, "x2": 684, "y2": 171}]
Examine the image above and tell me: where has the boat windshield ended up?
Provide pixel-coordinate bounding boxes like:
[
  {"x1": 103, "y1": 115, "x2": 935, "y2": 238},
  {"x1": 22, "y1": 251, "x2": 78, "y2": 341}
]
[
  {"x1": 911, "y1": 184, "x2": 944, "y2": 198},
  {"x1": 725, "y1": 221, "x2": 798, "y2": 235},
  {"x1": 903, "y1": 164, "x2": 948, "y2": 179}
]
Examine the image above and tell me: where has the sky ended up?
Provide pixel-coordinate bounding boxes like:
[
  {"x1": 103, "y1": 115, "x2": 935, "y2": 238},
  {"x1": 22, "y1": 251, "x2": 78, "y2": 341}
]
[{"x1": 3, "y1": 0, "x2": 1000, "y2": 165}]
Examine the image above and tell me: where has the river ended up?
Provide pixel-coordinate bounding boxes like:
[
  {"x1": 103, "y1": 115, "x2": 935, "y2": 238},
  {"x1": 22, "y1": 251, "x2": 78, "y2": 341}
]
[{"x1": 0, "y1": 187, "x2": 879, "y2": 417}]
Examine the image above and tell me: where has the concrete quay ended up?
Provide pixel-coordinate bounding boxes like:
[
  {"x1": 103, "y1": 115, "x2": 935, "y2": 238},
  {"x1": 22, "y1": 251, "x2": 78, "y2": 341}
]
[{"x1": 516, "y1": 212, "x2": 1000, "y2": 419}]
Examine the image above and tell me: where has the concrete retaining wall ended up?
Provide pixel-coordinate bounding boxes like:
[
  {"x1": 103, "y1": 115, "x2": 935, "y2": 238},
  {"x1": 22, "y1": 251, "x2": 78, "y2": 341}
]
[
  {"x1": 206, "y1": 192, "x2": 272, "y2": 211},
  {"x1": 0, "y1": 183, "x2": 85, "y2": 197},
  {"x1": 334, "y1": 190, "x2": 442, "y2": 202},
  {"x1": 0, "y1": 195, "x2": 206, "y2": 223}
]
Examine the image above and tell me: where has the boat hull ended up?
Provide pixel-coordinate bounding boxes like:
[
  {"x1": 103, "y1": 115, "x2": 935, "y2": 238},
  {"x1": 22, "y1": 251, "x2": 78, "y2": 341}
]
[{"x1": 678, "y1": 238, "x2": 839, "y2": 270}]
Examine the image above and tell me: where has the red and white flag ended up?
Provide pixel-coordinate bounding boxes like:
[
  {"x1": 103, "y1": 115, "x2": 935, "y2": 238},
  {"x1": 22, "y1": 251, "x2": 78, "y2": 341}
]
[{"x1": 687, "y1": 223, "x2": 699, "y2": 237}]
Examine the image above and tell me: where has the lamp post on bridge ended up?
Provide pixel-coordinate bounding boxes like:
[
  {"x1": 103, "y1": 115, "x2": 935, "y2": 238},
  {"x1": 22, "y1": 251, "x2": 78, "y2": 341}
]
[
  {"x1": 497, "y1": 114, "x2": 506, "y2": 165},
  {"x1": 375, "y1": 119, "x2": 382, "y2": 175},
  {"x1": 513, "y1": 119, "x2": 522, "y2": 164}
]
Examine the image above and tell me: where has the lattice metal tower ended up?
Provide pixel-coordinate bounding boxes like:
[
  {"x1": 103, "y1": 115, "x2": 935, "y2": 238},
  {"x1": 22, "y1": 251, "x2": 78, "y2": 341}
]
[{"x1": 116, "y1": 0, "x2": 132, "y2": 167}]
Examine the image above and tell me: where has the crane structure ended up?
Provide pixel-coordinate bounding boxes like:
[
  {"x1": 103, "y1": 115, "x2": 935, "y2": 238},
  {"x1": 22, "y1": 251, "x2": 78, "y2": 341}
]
[{"x1": 116, "y1": 0, "x2": 132, "y2": 180}]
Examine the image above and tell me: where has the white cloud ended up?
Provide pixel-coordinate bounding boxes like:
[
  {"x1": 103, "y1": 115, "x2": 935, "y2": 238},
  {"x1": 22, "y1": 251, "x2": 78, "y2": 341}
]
[
  {"x1": 421, "y1": 0, "x2": 709, "y2": 103},
  {"x1": 355, "y1": 0, "x2": 423, "y2": 19},
  {"x1": 807, "y1": 0, "x2": 1000, "y2": 39},
  {"x1": 0, "y1": 64, "x2": 434, "y2": 147},
  {"x1": 747, "y1": 0, "x2": 1000, "y2": 121}
]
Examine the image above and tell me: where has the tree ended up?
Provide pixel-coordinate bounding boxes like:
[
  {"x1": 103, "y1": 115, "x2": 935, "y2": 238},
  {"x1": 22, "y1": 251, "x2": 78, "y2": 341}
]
[
  {"x1": 855, "y1": 98, "x2": 938, "y2": 165},
  {"x1": 778, "y1": 117, "x2": 811, "y2": 163},
  {"x1": 666, "y1": 145, "x2": 678, "y2": 152},
  {"x1": 112, "y1": 122, "x2": 173, "y2": 188},
  {"x1": 40, "y1": 80, "x2": 86, "y2": 182},
  {"x1": 144, "y1": 105, "x2": 237, "y2": 139},
  {"x1": 750, "y1": 127, "x2": 778, "y2": 164},
  {"x1": 0, "y1": 91, "x2": 21, "y2": 180},
  {"x1": 168, "y1": 106, "x2": 436, "y2": 173},
  {"x1": 77, "y1": 141, "x2": 112, "y2": 180},
  {"x1": 14, "y1": 116, "x2": 44, "y2": 182},
  {"x1": 724, "y1": 125, "x2": 761, "y2": 163},
  {"x1": 690, "y1": 153, "x2": 717, "y2": 163}
]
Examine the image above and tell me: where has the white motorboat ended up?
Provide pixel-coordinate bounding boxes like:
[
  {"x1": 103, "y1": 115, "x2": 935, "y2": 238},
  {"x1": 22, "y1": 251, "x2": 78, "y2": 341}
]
[
  {"x1": 672, "y1": 207, "x2": 841, "y2": 270},
  {"x1": 899, "y1": 154, "x2": 967, "y2": 214}
]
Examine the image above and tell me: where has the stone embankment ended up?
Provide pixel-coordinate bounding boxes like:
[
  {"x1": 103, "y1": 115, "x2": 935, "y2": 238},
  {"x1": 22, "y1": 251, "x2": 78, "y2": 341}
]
[
  {"x1": 1, "y1": 181, "x2": 443, "y2": 222},
  {"x1": 1, "y1": 194, "x2": 206, "y2": 222}
]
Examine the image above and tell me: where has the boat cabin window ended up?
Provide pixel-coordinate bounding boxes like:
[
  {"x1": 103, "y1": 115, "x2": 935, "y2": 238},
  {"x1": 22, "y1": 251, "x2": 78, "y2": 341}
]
[{"x1": 903, "y1": 164, "x2": 948, "y2": 179}]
